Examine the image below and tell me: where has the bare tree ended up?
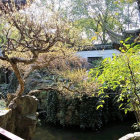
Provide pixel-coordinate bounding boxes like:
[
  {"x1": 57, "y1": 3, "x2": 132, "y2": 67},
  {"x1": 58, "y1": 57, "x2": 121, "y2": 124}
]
[{"x1": 0, "y1": 4, "x2": 74, "y2": 97}]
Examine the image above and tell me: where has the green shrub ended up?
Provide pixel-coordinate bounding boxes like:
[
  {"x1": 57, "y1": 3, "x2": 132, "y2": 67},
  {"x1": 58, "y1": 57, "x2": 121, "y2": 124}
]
[{"x1": 39, "y1": 90, "x2": 125, "y2": 130}]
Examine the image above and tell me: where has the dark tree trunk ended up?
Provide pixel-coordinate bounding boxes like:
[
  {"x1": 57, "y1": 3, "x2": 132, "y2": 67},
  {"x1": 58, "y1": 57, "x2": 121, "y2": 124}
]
[{"x1": 137, "y1": 0, "x2": 140, "y2": 14}]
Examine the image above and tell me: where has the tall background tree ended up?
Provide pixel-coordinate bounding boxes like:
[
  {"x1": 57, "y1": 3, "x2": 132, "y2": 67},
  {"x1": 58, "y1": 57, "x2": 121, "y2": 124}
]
[{"x1": 57, "y1": 0, "x2": 140, "y2": 44}]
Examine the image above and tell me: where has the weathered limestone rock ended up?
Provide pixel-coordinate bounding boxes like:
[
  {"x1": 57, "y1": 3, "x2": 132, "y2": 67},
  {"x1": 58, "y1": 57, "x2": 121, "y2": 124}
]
[
  {"x1": 0, "y1": 109, "x2": 12, "y2": 128},
  {"x1": 0, "y1": 95, "x2": 38, "y2": 140},
  {"x1": 134, "y1": 132, "x2": 140, "y2": 140},
  {"x1": 9, "y1": 95, "x2": 38, "y2": 115},
  {"x1": 119, "y1": 132, "x2": 140, "y2": 140}
]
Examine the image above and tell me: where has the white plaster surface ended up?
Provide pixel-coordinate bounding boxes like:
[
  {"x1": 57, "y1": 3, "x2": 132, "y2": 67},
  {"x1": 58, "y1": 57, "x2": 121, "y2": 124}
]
[{"x1": 77, "y1": 49, "x2": 120, "y2": 60}]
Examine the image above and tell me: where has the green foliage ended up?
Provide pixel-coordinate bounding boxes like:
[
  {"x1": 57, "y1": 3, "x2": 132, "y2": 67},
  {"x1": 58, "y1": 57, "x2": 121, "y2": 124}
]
[
  {"x1": 91, "y1": 58, "x2": 104, "y2": 68},
  {"x1": 39, "y1": 91, "x2": 125, "y2": 129},
  {"x1": 89, "y1": 41, "x2": 140, "y2": 128},
  {"x1": 73, "y1": 18, "x2": 97, "y2": 38},
  {"x1": 69, "y1": 0, "x2": 139, "y2": 43},
  {"x1": 45, "y1": 90, "x2": 59, "y2": 123}
]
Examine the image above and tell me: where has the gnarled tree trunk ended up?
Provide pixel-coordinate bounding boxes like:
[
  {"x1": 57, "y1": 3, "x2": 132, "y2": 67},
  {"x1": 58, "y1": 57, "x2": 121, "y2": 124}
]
[{"x1": 10, "y1": 61, "x2": 24, "y2": 96}]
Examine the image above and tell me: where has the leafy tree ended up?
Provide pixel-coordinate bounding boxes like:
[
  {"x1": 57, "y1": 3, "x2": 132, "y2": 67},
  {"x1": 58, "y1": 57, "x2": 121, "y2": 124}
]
[
  {"x1": 115, "y1": 0, "x2": 140, "y2": 14},
  {"x1": 65, "y1": 0, "x2": 140, "y2": 44},
  {"x1": 89, "y1": 41, "x2": 140, "y2": 129}
]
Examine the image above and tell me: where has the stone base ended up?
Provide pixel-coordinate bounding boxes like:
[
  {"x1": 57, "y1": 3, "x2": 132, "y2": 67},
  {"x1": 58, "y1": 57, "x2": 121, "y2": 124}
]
[
  {"x1": 0, "y1": 95, "x2": 38, "y2": 140},
  {"x1": 0, "y1": 109, "x2": 12, "y2": 128}
]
